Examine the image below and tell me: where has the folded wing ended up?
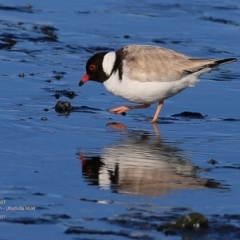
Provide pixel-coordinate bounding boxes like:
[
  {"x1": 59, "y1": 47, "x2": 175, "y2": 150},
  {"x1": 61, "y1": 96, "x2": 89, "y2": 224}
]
[{"x1": 120, "y1": 45, "x2": 237, "y2": 82}]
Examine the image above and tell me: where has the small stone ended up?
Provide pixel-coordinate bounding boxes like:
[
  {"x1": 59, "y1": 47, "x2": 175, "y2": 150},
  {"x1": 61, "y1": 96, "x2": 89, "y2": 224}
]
[
  {"x1": 172, "y1": 111, "x2": 205, "y2": 119},
  {"x1": 204, "y1": 179, "x2": 220, "y2": 188},
  {"x1": 208, "y1": 159, "x2": 218, "y2": 165},
  {"x1": 18, "y1": 73, "x2": 25, "y2": 77},
  {"x1": 67, "y1": 91, "x2": 75, "y2": 99},
  {"x1": 41, "y1": 117, "x2": 48, "y2": 121},
  {"x1": 33, "y1": 192, "x2": 45, "y2": 196},
  {"x1": 55, "y1": 101, "x2": 72, "y2": 113},
  {"x1": 157, "y1": 212, "x2": 208, "y2": 231},
  {"x1": 55, "y1": 75, "x2": 61, "y2": 80},
  {"x1": 54, "y1": 92, "x2": 60, "y2": 99},
  {"x1": 25, "y1": 4, "x2": 32, "y2": 9}
]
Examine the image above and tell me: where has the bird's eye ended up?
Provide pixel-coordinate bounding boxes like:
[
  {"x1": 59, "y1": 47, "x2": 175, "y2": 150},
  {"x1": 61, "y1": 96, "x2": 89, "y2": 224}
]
[{"x1": 89, "y1": 64, "x2": 96, "y2": 71}]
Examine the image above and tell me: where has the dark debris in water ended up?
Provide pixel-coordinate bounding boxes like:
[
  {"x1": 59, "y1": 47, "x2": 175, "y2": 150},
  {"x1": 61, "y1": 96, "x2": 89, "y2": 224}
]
[
  {"x1": 152, "y1": 38, "x2": 166, "y2": 44},
  {"x1": 205, "y1": 47, "x2": 233, "y2": 55},
  {"x1": 84, "y1": 46, "x2": 115, "y2": 53},
  {"x1": 101, "y1": 210, "x2": 240, "y2": 240},
  {"x1": 0, "y1": 4, "x2": 33, "y2": 13},
  {"x1": 5, "y1": 217, "x2": 53, "y2": 225},
  {"x1": 223, "y1": 118, "x2": 240, "y2": 122},
  {"x1": 0, "y1": 18, "x2": 119, "y2": 57},
  {"x1": 67, "y1": 91, "x2": 76, "y2": 99},
  {"x1": 43, "y1": 214, "x2": 71, "y2": 220},
  {"x1": 73, "y1": 105, "x2": 102, "y2": 114},
  {"x1": 2, "y1": 195, "x2": 240, "y2": 240},
  {"x1": 75, "y1": 10, "x2": 91, "y2": 14},
  {"x1": 65, "y1": 226, "x2": 153, "y2": 239},
  {"x1": 43, "y1": 87, "x2": 76, "y2": 99},
  {"x1": 216, "y1": 165, "x2": 240, "y2": 170},
  {"x1": 53, "y1": 90, "x2": 77, "y2": 99},
  {"x1": 213, "y1": 5, "x2": 239, "y2": 10},
  {"x1": 18, "y1": 73, "x2": 25, "y2": 78},
  {"x1": 157, "y1": 212, "x2": 240, "y2": 239},
  {"x1": 40, "y1": 26, "x2": 58, "y2": 40},
  {"x1": 208, "y1": 159, "x2": 218, "y2": 165},
  {"x1": 4, "y1": 214, "x2": 71, "y2": 225},
  {"x1": 152, "y1": 37, "x2": 192, "y2": 46},
  {"x1": 204, "y1": 179, "x2": 222, "y2": 188},
  {"x1": 55, "y1": 101, "x2": 72, "y2": 114},
  {"x1": 32, "y1": 192, "x2": 45, "y2": 196},
  {"x1": 53, "y1": 71, "x2": 66, "y2": 80},
  {"x1": 41, "y1": 117, "x2": 48, "y2": 121},
  {"x1": 171, "y1": 111, "x2": 206, "y2": 119},
  {"x1": 0, "y1": 21, "x2": 58, "y2": 46},
  {"x1": 0, "y1": 38, "x2": 17, "y2": 49},
  {"x1": 200, "y1": 16, "x2": 240, "y2": 27},
  {"x1": 52, "y1": 70, "x2": 66, "y2": 75},
  {"x1": 55, "y1": 74, "x2": 62, "y2": 80},
  {"x1": 157, "y1": 212, "x2": 208, "y2": 230},
  {"x1": 55, "y1": 101, "x2": 101, "y2": 115},
  {"x1": 79, "y1": 197, "x2": 114, "y2": 204},
  {"x1": 55, "y1": 92, "x2": 61, "y2": 99}
]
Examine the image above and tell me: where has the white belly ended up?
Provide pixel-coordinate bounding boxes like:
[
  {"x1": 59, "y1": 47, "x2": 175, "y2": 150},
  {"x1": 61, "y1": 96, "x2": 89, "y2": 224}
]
[{"x1": 103, "y1": 72, "x2": 200, "y2": 104}]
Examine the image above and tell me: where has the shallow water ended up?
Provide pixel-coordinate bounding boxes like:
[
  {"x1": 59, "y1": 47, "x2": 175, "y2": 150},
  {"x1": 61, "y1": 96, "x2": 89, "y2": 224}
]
[{"x1": 0, "y1": 0, "x2": 240, "y2": 239}]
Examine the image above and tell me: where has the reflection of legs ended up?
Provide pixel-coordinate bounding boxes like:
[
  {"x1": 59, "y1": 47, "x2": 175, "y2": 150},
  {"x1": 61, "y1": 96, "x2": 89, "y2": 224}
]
[
  {"x1": 107, "y1": 122, "x2": 127, "y2": 130},
  {"x1": 152, "y1": 122, "x2": 161, "y2": 142},
  {"x1": 109, "y1": 103, "x2": 151, "y2": 114},
  {"x1": 151, "y1": 100, "x2": 164, "y2": 123}
]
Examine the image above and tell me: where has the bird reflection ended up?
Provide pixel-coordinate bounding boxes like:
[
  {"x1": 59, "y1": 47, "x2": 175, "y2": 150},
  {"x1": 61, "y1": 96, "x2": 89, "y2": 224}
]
[{"x1": 78, "y1": 123, "x2": 207, "y2": 197}]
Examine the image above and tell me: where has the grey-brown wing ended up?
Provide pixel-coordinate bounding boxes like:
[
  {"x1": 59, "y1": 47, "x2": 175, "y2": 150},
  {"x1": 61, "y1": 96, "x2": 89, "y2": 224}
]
[{"x1": 121, "y1": 45, "x2": 217, "y2": 82}]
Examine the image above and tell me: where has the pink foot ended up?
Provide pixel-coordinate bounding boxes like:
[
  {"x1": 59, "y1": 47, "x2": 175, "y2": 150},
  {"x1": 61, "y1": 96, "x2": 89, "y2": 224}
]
[{"x1": 109, "y1": 106, "x2": 130, "y2": 114}]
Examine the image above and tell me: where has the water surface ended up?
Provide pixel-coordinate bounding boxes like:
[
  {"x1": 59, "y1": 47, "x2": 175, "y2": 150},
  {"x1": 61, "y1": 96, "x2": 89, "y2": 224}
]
[{"x1": 0, "y1": 0, "x2": 240, "y2": 239}]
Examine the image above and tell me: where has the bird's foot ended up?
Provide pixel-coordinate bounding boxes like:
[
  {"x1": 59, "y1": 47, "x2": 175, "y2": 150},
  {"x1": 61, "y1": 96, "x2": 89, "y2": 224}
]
[{"x1": 109, "y1": 106, "x2": 130, "y2": 114}]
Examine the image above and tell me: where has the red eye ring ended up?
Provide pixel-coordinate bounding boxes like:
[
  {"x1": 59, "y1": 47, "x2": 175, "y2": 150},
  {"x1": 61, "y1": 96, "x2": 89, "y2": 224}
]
[{"x1": 89, "y1": 64, "x2": 96, "y2": 71}]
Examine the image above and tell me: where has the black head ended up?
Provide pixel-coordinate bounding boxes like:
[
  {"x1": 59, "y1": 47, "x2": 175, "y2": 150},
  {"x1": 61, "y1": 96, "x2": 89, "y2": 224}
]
[{"x1": 79, "y1": 52, "x2": 109, "y2": 86}]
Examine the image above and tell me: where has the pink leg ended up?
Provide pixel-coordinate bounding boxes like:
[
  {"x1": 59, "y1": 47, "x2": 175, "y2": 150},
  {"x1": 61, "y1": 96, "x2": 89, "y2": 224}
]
[
  {"x1": 109, "y1": 103, "x2": 151, "y2": 114},
  {"x1": 151, "y1": 100, "x2": 164, "y2": 123}
]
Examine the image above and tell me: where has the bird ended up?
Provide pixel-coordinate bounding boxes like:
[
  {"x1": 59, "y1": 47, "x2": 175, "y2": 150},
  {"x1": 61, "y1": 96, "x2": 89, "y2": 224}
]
[{"x1": 79, "y1": 45, "x2": 237, "y2": 123}]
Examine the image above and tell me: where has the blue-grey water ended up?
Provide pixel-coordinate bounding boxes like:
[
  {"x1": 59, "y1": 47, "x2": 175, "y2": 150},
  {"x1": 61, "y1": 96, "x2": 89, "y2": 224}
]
[{"x1": 0, "y1": 0, "x2": 240, "y2": 239}]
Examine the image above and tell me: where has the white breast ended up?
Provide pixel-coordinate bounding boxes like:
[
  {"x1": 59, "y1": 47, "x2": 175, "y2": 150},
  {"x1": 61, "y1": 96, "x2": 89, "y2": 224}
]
[{"x1": 103, "y1": 69, "x2": 208, "y2": 104}]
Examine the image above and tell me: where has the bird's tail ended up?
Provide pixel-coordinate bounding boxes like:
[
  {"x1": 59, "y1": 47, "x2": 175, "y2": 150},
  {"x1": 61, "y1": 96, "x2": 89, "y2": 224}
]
[
  {"x1": 184, "y1": 57, "x2": 237, "y2": 87},
  {"x1": 209, "y1": 58, "x2": 237, "y2": 68},
  {"x1": 185, "y1": 57, "x2": 237, "y2": 74}
]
